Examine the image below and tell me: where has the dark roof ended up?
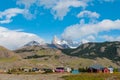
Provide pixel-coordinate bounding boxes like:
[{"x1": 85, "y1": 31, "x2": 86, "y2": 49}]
[
  {"x1": 56, "y1": 67, "x2": 64, "y2": 69},
  {"x1": 89, "y1": 64, "x2": 104, "y2": 70},
  {"x1": 108, "y1": 65, "x2": 113, "y2": 68}
]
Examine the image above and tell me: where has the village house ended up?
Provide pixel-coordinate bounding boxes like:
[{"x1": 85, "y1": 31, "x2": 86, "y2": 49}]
[
  {"x1": 55, "y1": 67, "x2": 65, "y2": 72},
  {"x1": 103, "y1": 67, "x2": 110, "y2": 73},
  {"x1": 0, "y1": 69, "x2": 6, "y2": 73},
  {"x1": 32, "y1": 68, "x2": 39, "y2": 72},
  {"x1": 23, "y1": 68, "x2": 30, "y2": 72},
  {"x1": 42, "y1": 68, "x2": 53, "y2": 73},
  {"x1": 108, "y1": 66, "x2": 114, "y2": 73},
  {"x1": 88, "y1": 64, "x2": 110, "y2": 73},
  {"x1": 65, "y1": 67, "x2": 72, "y2": 72},
  {"x1": 72, "y1": 69, "x2": 80, "y2": 74}
]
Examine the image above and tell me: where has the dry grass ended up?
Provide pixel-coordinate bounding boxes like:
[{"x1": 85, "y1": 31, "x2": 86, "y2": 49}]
[
  {"x1": 63, "y1": 73, "x2": 120, "y2": 80},
  {"x1": 0, "y1": 56, "x2": 19, "y2": 63},
  {"x1": 0, "y1": 73, "x2": 66, "y2": 80}
]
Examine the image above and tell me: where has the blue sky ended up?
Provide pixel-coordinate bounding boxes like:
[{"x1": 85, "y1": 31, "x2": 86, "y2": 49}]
[{"x1": 0, "y1": 0, "x2": 120, "y2": 49}]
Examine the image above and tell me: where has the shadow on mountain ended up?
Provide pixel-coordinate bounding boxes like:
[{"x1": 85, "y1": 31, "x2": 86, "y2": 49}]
[
  {"x1": 24, "y1": 54, "x2": 52, "y2": 59},
  {"x1": 61, "y1": 41, "x2": 120, "y2": 61}
]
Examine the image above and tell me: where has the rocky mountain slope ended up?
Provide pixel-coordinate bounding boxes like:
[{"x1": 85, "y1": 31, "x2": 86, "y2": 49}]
[
  {"x1": 0, "y1": 46, "x2": 22, "y2": 69},
  {"x1": 0, "y1": 46, "x2": 15, "y2": 58},
  {"x1": 13, "y1": 41, "x2": 120, "y2": 68},
  {"x1": 62, "y1": 41, "x2": 120, "y2": 65}
]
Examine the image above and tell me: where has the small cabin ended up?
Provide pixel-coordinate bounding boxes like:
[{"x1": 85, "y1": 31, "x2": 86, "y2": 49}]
[
  {"x1": 32, "y1": 68, "x2": 39, "y2": 72},
  {"x1": 42, "y1": 68, "x2": 53, "y2": 73},
  {"x1": 88, "y1": 64, "x2": 104, "y2": 73},
  {"x1": 108, "y1": 66, "x2": 113, "y2": 73},
  {"x1": 23, "y1": 68, "x2": 30, "y2": 72},
  {"x1": 88, "y1": 64, "x2": 111, "y2": 73},
  {"x1": 55, "y1": 67, "x2": 65, "y2": 72},
  {"x1": 65, "y1": 67, "x2": 72, "y2": 72},
  {"x1": 102, "y1": 67, "x2": 110, "y2": 73},
  {"x1": 0, "y1": 69, "x2": 6, "y2": 73},
  {"x1": 72, "y1": 69, "x2": 79, "y2": 74}
]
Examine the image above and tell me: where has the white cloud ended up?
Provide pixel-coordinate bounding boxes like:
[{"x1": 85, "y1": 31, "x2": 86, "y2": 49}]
[
  {"x1": 17, "y1": 0, "x2": 37, "y2": 9},
  {"x1": 16, "y1": 0, "x2": 115, "y2": 20},
  {"x1": 23, "y1": 9, "x2": 35, "y2": 20},
  {"x1": 102, "y1": 35, "x2": 120, "y2": 41},
  {"x1": 99, "y1": 0, "x2": 114, "y2": 3},
  {"x1": 80, "y1": 35, "x2": 96, "y2": 43},
  {"x1": 86, "y1": 35, "x2": 95, "y2": 40},
  {"x1": 52, "y1": 0, "x2": 88, "y2": 20},
  {"x1": 81, "y1": 39, "x2": 90, "y2": 43},
  {"x1": 0, "y1": 8, "x2": 35, "y2": 24},
  {"x1": 38, "y1": 0, "x2": 58, "y2": 9},
  {"x1": 0, "y1": 8, "x2": 24, "y2": 24},
  {"x1": 77, "y1": 10, "x2": 100, "y2": 23},
  {"x1": 17, "y1": 0, "x2": 91, "y2": 20},
  {"x1": 77, "y1": 10, "x2": 100, "y2": 19},
  {"x1": 0, "y1": 26, "x2": 44, "y2": 50},
  {"x1": 62, "y1": 19, "x2": 120, "y2": 41}
]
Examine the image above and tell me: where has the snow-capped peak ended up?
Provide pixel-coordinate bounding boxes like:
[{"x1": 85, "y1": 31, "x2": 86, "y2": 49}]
[
  {"x1": 24, "y1": 40, "x2": 40, "y2": 46},
  {"x1": 52, "y1": 35, "x2": 61, "y2": 44},
  {"x1": 52, "y1": 36, "x2": 81, "y2": 49}
]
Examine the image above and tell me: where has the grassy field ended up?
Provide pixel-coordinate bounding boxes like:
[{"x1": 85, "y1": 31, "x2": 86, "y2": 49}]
[
  {"x1": 63, "y1": 73, "x2": 120, "y2": 80},
  {"x1": 0, "y1": 56, "x2": 19, "y2": 63}
]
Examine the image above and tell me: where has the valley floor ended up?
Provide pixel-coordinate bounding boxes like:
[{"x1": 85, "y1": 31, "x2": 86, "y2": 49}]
[
  {"x1": 0, "y1": 73, "x2": 68, "y2": 80},
  {"x1": 1, "y1": 73, "x2": 120, "y2": 80},
  {"x1": 63, "y1": 73, "x2": 120, "y2": 80}
]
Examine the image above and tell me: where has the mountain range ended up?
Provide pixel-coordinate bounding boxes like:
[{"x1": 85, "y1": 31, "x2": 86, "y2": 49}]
[
  {"x1": 16, "y1": 41, "x2": 120, "y2": 67},
  {"x1": 23, "y1": 36, "x2": 81, "y2": 49},
  {"x1": 0, "y1": 40, "x2": 120, "y2": 69},
  {"x1": 62, "y1": 41, "x2": 120, "y2": 66}
]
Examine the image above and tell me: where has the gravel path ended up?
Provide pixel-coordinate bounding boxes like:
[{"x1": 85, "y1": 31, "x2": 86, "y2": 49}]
[{"x1": 0, "y1": 73, "x2": 67, "y2": 80}]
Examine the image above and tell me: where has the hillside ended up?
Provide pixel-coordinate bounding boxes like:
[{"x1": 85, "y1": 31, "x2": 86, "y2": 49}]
[
  {"x1": 62, "y1": 41, "x2": 120, "y2": 66},
  {"x1": 14, "y1": 45, "x2": 61, "y2": 58},
  {"x1": 0, "y1": 46, "x2": 15, "y2": 58},
  {"x1": 0, "y1": 41, "x2": 120, "y2": 69},
  {"x1": 0, "y1": 46, "x2": 22, "y2": 69},
  {"x1": 14, "y1": 43, "x2": 120, "y2": 68}
]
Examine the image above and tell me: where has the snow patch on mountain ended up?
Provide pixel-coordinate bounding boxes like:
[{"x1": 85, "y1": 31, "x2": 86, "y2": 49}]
[
  {"x1": 24, "y1": 41, "x2": 41, "y2": 46},
  {"x1": 52, "y1": 36, "x2": 81, "y2": 49},
  {"x1": 23, "y1": 36, "x2": 81, "y2": 49}
]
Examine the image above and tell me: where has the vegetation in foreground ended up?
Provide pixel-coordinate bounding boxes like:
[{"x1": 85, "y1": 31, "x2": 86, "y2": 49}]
[{"x1": 63, "y1": 73, "x2": 120, "y2": 80}]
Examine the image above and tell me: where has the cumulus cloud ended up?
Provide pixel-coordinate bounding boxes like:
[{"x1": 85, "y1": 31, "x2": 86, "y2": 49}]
[
  {"x1": 77, "y1": 10, "x2": 100, "y2": 23},
  {"x1": 16, "y1": 0, "x2": 115, "y2": 20},
  {"x1": 102, "y1": 35, "x2": 120, "y2": 41},
  {"x1": 38, "y1": 0, "x2": 58, "y2": 9},
  {"x1": 16, "y1": 0, "x2": 91, "y2": 20},
  {"x1": 0, "y1": 8, "x2": 35, "y2": 24},
  {"x1": 62, "y1": 19, "x2": 120, "y2": 41},
  {"x1": 86, "y1": 35, "x2": 95, "y2": 40},
  {"x1": 0, "y1": 8, "x2": 24, "y2": 24},
  {"x1": 0, "y1": 26, "x2": 44, "y2": 50},
  {"x1": 17, "y1": 0, "x2": 37, "y2": 9},
  {"x1": 77, "y1": 10, "x2": 100, "y2": 19},
  {"x1": 52, "y1": 0, "x2": 88, "y2": 20}
]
